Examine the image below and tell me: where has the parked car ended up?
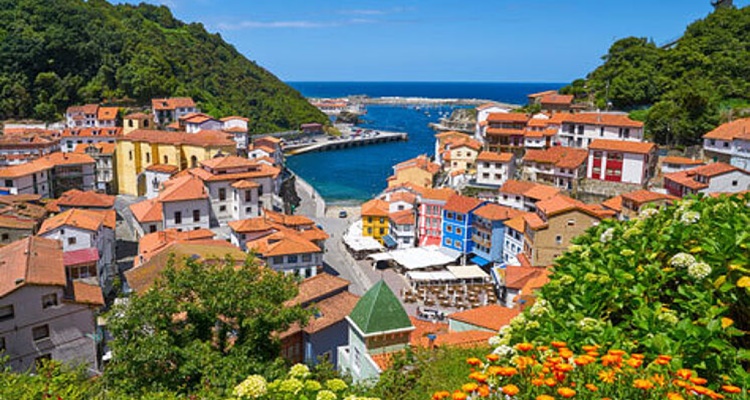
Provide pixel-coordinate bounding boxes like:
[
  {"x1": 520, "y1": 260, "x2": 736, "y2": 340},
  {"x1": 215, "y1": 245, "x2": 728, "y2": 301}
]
[{"x1": 338, "y1": 210, "x2": 348, "y2": 218}]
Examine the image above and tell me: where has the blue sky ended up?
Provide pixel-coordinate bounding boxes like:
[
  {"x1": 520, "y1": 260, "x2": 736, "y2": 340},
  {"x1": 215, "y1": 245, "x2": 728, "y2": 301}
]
[{"x1": 117, "y1": 0, "x2": 749, "y2": 82}]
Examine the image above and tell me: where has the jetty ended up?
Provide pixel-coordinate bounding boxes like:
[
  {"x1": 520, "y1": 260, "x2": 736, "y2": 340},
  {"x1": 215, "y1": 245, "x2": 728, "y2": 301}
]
[{"x1": 285, "y1": 130, "x2": 408, "y2": 155}]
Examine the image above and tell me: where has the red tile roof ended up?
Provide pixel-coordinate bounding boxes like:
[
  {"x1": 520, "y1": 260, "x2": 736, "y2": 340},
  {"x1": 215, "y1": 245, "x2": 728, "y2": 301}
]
[
  {"x1": 540, "y1": 94, "x2": 574, "y2": 106},
  {"x1": 389, "y1": 209, "x2": 415, "y2": 225},
  {"x1": 476, "y1": 151, "x2": 513, "y2": 163},
  {"x1": 486, "y1": 128, "x2": 525, "y2": 136},
  {"x1": 687, "y1": 162, "x2": 740, "y2": 178},
  {"x1": 361, "y1": 199, "x2": 390, "y2": 217},
  {"x1": 702, "y1": 118, "x2": 750, "y2": 141},
  {"x1": 499, "y1": 180, "x2": 536, "y2": 195},
  {"x1": 200, "y1": 155, "x2": 257, "y2": 170},
  {"x1": 473, "y1": 204, "x2": 523, "y2": 221},
  {"x1": 444, "y1": 194, "x2": 482, "y2": 214},
  {"x1": 145, "y1": 164, "x2": 180, "y2": 174},
  {"x1": 151, "y1": 97, "x2": 196, "y2": 111},
  {"x1": 601, "y1": 195, "x2": 623, "y2": 212},
  {"x1": 661, "y1": 156, "x2": 705, "y2": 166},
  {"x1": 71, "y1": 281, "x2": 104, "y2": 306},
  {"x1": 97, "y1": 107, "x2": 118, "y2": 121},
  {"x1": 39, "y1": 208, "x2": 115, "y2": 234},
  {"x1": 621, "y1": 190, "x2": 677, "y2": 206},
  {"x1": 61, "y1": 127, "x2": 122, "y2": 137},
  {"x1": 504, "y1": 266, "x2": 547, "y2": 290},
  {"x1": 0, "y1": 236, "x2": 66, "y2": 298},
  {"x1": 524, "y1": 146, "x2": 588, "y2": 169},
  {"x1": 287, "y1": 273, "x2": 351, "y2": 306},
  {"x1": 56, "y1": 189, "x2": 115, "y2": 209},
  {"x1": 62, "y1": 247, "x2": 100, "y2": 267},
  {"x1": 158, "y1": 175, "x2": 208, "y2": 203},
  {"x1": 248, "y1": 231, "x2": 321, "y2": 257},
  {"x1": 589, "y1": 139, "x2": 655, "y2": 155},
  {"x1": 664, "y1": 170, "x2": 707, "y2": 190},
  {"x1": 448, "y1": 304, "x2": 521, "y2": 331},
  {"x1": 124, "y1": 129, "x2": 235, "y2": 147},
  {"x1": 550, "y1": 112, "x2": 643, "y2": 128},
  {"x1": 73, "y1": 142, "x2": 116, "y2": 155},
  {"x1": 393, "y1": 154, "x2": 440, "y2": 175},
  {"x1": 486, "y1": 113, "x2": 529, "y2": 123}
]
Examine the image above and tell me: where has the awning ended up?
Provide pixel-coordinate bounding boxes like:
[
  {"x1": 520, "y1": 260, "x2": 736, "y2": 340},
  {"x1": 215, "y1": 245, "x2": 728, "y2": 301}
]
[
  {"x1": 367, "y1": 253, "x2": 393, "y2": 262},
  {"x1": 389, "y1": 246, "x2": 461, "y2": 270},
  {"x1": 470, "y1": 255, "x2": 492, "y2": 267},
  {"x1": 406, "y1": 270, "x2": 456, "y2": 282},
  {"x1": 447, "y1": 265, "x2": 490, "y2": 280},
  {"x1": 382, "y1": 234, "x2": 398, "y2": 248}
]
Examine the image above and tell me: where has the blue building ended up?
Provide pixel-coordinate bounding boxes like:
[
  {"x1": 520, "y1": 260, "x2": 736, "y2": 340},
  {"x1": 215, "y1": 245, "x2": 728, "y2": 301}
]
[
  {"x1": 280, "y1": 273, "x2": 360, "y2": 368},
  {"x1": 441, "y1": 194, "x2": 484, "y2": 254},
  {"x1": 470, "y1": 203, "x2": 522, "y2": 267}
]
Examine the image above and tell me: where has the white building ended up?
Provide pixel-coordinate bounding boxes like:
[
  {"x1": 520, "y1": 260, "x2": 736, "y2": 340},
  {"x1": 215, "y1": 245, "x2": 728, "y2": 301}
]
[
  {"x1": 664, "y1": 162, "x2": 750, "y2": 198},
  {"x1": 522, "y1": 146, "x2": 588, "y2": 190},
  {"x1": 182, "y1": 113, "x2": 223, "y2": 134},
  {"x1": 144, "y1": 164, "x2": 179, "y2": 199},
  {"x1": 502, "y1": 215, "x2": 526, "y2": 266},
  {"x1": 702, "y1": 118, "x2": 750, "y2": 170},
  {"x1": 476, "y1": 151, "x2": 515, "y2": 187},
  {"x1": 474, "y1": 103, "x2": 510, "y2": 141},
  {"x1": 586, "y1": 139, "x2": 657, "y2": 185},
  {"x1": 66, "y1": 104, "x2": 118, "y2": 128},
  {"x1": 550, "y1": 112, "x2": 644, "y2": 149},
  {"x1": 222, "y1": 116, "x2": 250, "y2": 152},
  {"x1": 130, "y1": 175, "x2": 211, "y2": 237},
  {"x1": 497, "y1": 180, "x2": 560, "y2": 212},
  {"x1": 660, "y1": 156, "x2": 705, "y2": 175},
  {"x1": 38, "y1": 208, "x2": 117, "y2": 296},
  {"x1": 151, "y1": 97, "x2": 198, "y2": 126},
  {"x1": 0, "y1": 237, "x2": 103, "y2": 373},
  {"x1": 388, "y1": 209, "x2": 416, "y2": 248},
  {"x1": 0, "y1": 161, "x2": 52, "y2": 197}
]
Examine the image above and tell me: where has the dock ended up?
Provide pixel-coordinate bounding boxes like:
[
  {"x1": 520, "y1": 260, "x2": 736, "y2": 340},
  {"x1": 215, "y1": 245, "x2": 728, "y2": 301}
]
[{"x1": 285, "y1": 130, "x2": 408, "y2": 155}]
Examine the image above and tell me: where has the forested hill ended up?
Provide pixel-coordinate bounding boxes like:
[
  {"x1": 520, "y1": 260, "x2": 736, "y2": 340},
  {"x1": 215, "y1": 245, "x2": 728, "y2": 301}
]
[
  {"x1": 561, "y1": 5, "x2": 750, "y2": 146},
  {"x1": 0, "y1": 0, "x2": 327, "y2": 132}
]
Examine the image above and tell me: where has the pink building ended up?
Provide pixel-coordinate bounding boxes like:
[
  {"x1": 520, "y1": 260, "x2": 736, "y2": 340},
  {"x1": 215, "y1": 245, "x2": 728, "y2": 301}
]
[
  {"x1": 412, "y1": 186, "x2": 455, "y2": 247},
  {"x1": 586, "y1": 139, "x2": 657, "y2": 185}
]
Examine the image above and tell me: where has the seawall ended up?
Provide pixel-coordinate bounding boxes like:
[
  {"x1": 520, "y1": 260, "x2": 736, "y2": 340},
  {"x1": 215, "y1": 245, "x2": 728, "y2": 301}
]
[{"x1": 289, "y1": 168, "x2": 326, "y2": 218}]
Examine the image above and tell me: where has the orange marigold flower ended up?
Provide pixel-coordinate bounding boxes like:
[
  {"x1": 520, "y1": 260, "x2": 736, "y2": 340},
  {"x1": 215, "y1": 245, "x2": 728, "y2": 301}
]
[
  {"x1": 515, "y1": 356, "x2": 535, "y2": 369},
  {"x1": 708, "y1": 390, "x2": 726, "y2": 400},
  {"x1": 502, "y1": 384, "x2": 520, "y2": 396},
  {"x1": 608, "y1": 349, "x2": 626, "y2": 356},
  {"x1": 544, "y1": 377, "x2": 557, "y2": 387},
  {"x1": 515, "y1": 342, "x2": 534, "y2": 352},
  {"x1": 598, "y1": 370, "x2": 616, "y2": 383},
  {"x1": 574, "y1": 355, "x2": 594, "y2": 366},
  {"x1": 531, "y1": 378, "x2": 545, "y2": 387},
  {"x1": 499, "y1": 367, "x2": 519, "y2": 377},
  {"x1": 461, "y1": 383, "x2": 479, "y2": 393},
  {"x1": 690, "y1": 377, "x2": 708, "y2": 385},
  {"x1": 654, "y1": 355, "x2": 672, "y2": 365},
  {"x1": 487, "y1": 366, "x2": 503, "y2": 376},
  {"x1": 630, "y1": 353, "x2": 645, "y2": 360},
  {"x1": 477, "y1": 385, "x2": 491, "y2": 398},
  {"x1": 721, "y1": 385, "x2": 742, "y2": 394},
  {"x1": 557, "y1": 387, "x2": 576, "y2": 398},
  {"x1": 581, "y1": 344, "x2": 599, "y2": 352},
  {"x1": 537, "y1": 395, "x2": 555, "y2": 400},
  {"x1": 466, "y1": 357, "x2": 483, "y2": 367},
  {"x1": 551, "y1": 341, "x2": 567, "y2": 349},
  {"x1": 673, "y1": 379, "x2": 691, "y2": 389},
  {"x1": 693, "y1": 386, "x2": 710, "y2": 395},
  {"x1": 667, "y1": 392, "x2": 685, "y2": 400},
  {"x1": 675, "y1": 369, "x2": 692, "y2": 380},
  {"x1": 633, "y1": 379, "x2": 654, "y2": 390},
  {"x1": 625, "y1": 358, "x2": 643, "y2": 368},
  {"x1": 559, "y1": 348, "x2": 574, "y2": 359},
  {"x1": 586, "y1": 351, "x2": 600, "y2": 357},
  {"x1": 536, "y1": 345, "x2": 549, "y2": 352},
  {"x1": 486, "y1": 354, "x2": 499, "y2": 362},
  {"x1": 651, "y1": 374, "x2": 666, "y2": 387},
  {"x1": 452, "y1": 391, "x2": 468, "y2": 400},
  {"x1": 585, "y1": 383, "x2": 598, "y2": 392},
  {"x1": 433, "y1": 392, "x2": 447, "y2": 400},
  {"x1": 601, "y1": 354, "x2": 621, "y2": 367},
  {"x1": 472, "y1": 373, "x2": 488, "y2": 384}
]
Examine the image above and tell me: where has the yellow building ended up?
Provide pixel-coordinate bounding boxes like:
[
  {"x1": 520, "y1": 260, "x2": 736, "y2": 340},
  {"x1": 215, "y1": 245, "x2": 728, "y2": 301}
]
[
  {"x1": 361, "y1": 199, "x2": 390, "y2": 244},
  {"x1": 387, "y1": 154, "x2": 440, "y2": 189},
  {"x1": 116, "y1": 129, "x2": 235, "y2": 196},
  {"x1": 123, "y1": 112, "x2": 155, "y2": 135}
]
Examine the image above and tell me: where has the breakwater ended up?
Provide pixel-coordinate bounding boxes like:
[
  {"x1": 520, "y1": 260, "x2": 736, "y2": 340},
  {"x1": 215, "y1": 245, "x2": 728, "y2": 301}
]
[{"x1": 284, "y1": 130, "x2": 408, "y2": 155}]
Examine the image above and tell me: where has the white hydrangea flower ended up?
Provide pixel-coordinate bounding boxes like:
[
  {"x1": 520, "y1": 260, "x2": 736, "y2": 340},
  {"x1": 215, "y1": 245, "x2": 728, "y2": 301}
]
[
  {"x1": 289, "y1": 363, "x2": 311, "y2": 380},
  {"x1": 493, "y1": 345, "x2": 514, "y2": 357},
  {"x1": 669, "y1": 252, "x2": 696, "y2": 268},
  {"x1": 688, "y1": 262, "x2": 712, "y2": 280},
  {"x1": 498, "y1": 325, "x2": 513, "y2": 337},
  {"x1": 488, "y1": 335, "x2": 502, "y2": 347},
  {"x1": 638, "y1": 208, "x2": 659, "y2": 219},
  {"x1": 680, "y1": 211, "x2": 700, "y2": 225},
  {"x1": 510, "y1": 313, "x2": 526, "y2": 330},
  {"x1": 234, "y1": 375, "x2": 267, "y2": 398},
  {"x1": 529, "y1": 299, "x2": 549, "y2": 316},
  {"x1": 578, "y1": 317, "x2": 600, "y2": 332},
  {"x1": 600, "y1": 227, "x2": 615, "y2": 243},
  {"x1": 657, "y1": 309, "x2": 679, "y2": 325}
]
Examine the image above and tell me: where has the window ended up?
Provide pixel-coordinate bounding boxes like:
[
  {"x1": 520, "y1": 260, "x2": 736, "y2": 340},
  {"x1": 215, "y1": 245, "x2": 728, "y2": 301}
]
[
  {"x1": 456, "y1": 214, "x2": 464, "y2": 222},
  {"x1": 32, "y1": 325, "x2": 50, "y2": 341},
  {"x1": 455, "y1": 240, "x2": 462, "y2": 248},
  {"x1": 145, "y1": 153, "x2": 150, "y2": 163},
  {"x1": 67, "y1": 237, "x2": 77, "y2": 246},
  {"x1": 219, "y1": 188, "x2": 226, "y2": 201},
  {"x1": 174, "y1": 211, "x2": 182, "y2": 224},
  {"x1": 245, "y1": 190, "x2": 252, "y2": 202},
  {"x1": 219, "y1": 205, "x2": 226, "y2": 212},
  {"x1": 567, "y1": 219, "x2": 575, "y2": 227},
  {"x1": 190, "y1": 155, "x2": 198, "y2": 168},
  {"x1": 445, "y1": 225, "x2": 452, "y2": 233},
  {"x1": 287, "y1": 255, "x2": 298, "y2": 263},
  {"x1": 379, "y1": 217, "x2": 385, "y2": 224},
  {"x1": 445, "y1": 238, "x2": 452, "y2": 245},
  {"x1": 593, "y1": 167, "x2": 601, "y2": 174},
  {"x1": 723, "y1": 142, "x2": 729, "y2": 148},
  {"x1": 732, "y1": 180, "x2": 738, "y2": 186},
  {"x1": 1, "y1": 234, "x2": 8, "y2": 241},
  {"x1": 272, "y1": 256, "x2": 283, "y2": 265},
  {"x1": 367, "y1": 217, "x2": 373, "y2": 223},
  {"x1": 367, "y1": 227, "x2": 372, "y2": 234},
  {"x1": 599, "y1": 127, "x2": 604, "y2": 137},
  {"x1": 456, "y1": 227, "x2": 462, "y2": 235},
  {"x1": 193, "y1": 209, "x2": 200, "y2": 222},
  {"x1": 128, "y1": 151, "x2": 133, "y2": 161},
  {"x1": 128, "y1": 119, "x2": 134, "y2": 128},
  {"x1": 302, "y1": 254, "x2": 312, "y2": 262},
  {"x1": 163, "y1": 155, "x2": 169, "y2": 164},
  {"x1": 555, "y1": 235, "x2": 563, "y2": 244},
  {"x1": 4, "y1": 180, "x2": 12, "y2": 187},
  {"x1": 593, "y1": 151, "x2": 602, "y2": 159},
  {"x1": 149, "y1": 225, "x2": 157, "y2": 233},
  {"x1": 258, "y1": 186, "x2": 263, "y2": 196},
  {"x1": 42, "y1": 293, "x2": 58, "y2": 309},
  {"x1": 379, "y1": 228, "x2": 385, "y2": 235},
  {"x1": 0, "y1": 305, "x2": 13, "y2": 322}
]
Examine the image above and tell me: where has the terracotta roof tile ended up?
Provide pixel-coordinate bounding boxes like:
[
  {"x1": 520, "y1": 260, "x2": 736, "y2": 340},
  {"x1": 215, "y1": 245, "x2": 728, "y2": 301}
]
[
  {"x1": 145, "y1": 164, "x2": 180, "y2": 174},
  {"x1": 589, "y1": 139, "x2": 655, "y2": 154},
  {"x1": 158, "y1": 175, "x2": 208, "y2": 203},
  {"x1": 476, "y1": 151, "x2": 513, "y2": 163},
  {"x1": 664, "y1": 170, "x2": 707, "y2": 190},
  {"x1": 388, "y1": 191, "x2": 417, "y2": 204},
  {"x1": 124, "y1": 129, "x2": 235, "y2": 147},
  {"x1": 63, "y1": 248, "x2": 99, "y2": 267},
  {"x1": 0, "y1": 237, "x2": 66, "y2": 298},
  {"x1": 56, "y1": 189, "x2": 115, "y2": 209},
  {"x1": 228, "y1": 218, "x2": 275, "y2": 233},
  {"x1": 499, "y1": 180, "x2": 536, "y2": 195},
  {"x1": 361, "y1": 199, "x2": 390, "y2": 217},
  {"x1": 137, "y1": 228, "x2": 215, "y2": 264},
  {"x1": 389, "y1": 209, "x2": 415, "y2": 225},
  {"x1": 73, "y1": 142, "x2": 116, "y2": 155},
  {"x1": 524, "y1": 147, "x2": 588, "y2": 169},
  {"x1": 200, "y1": 155, "x2": 257, "y2": 170},
  {"x1": 287, "y1": 273, "x2": 351, "y2": 307},
  {"x1": 703, "y1": 118, "x2": 750, "y2": 141},
  {"x1": 231, "y1": 179, "x2": 260, "y2": 189},
  {"x1": 248, "y1": 231, "x2": 321, "y2": 257},
  {"x1": 601, "y1": 195, "x2": 623, "y2": 212},
  {"x1": 151, "y1": 97, "x2": 196, "y2": 111},
  {"x1": 486, "y1": 113, "x2": 529, "y2": 123},
  {"x1": 621, "y1": 190, "x2": 677, "y2": 206},
  {"x1": 504, "y1": 214, "x2": 529, "y2": 233},
  {"x1": 416, "y1": 330, "x2": 496, "y2": 348},
  {"x1": 0, "y1": 214, "x2": 38, "y2": 230},
  {"x1": 97, "y1": 107, "x2": 118, "y2": 121},
  {"x1": 661, "y1": 156, "x2": 705, "y2": 166},
  {"x1": 39, "y1": 208, "x2": 114, "y2": 234},
  {"x1": 686, "y1": 162, "x2": 740, "y2": 178},
  {"x1": 486, "y1": 128, "x2": 525, "y2": 136},
  {"x1": 504, "y1": 266, "x2": 546, "y2": 289},
  {"x1": 393, "y1": 154, "x2": 440, "y2": 175},
  {"x1": 448, "y1": 304, "x2": 520, "y2": 331},
  {"x1": 527, "y1": 90, "x2": 558, "y2": 99},
  {"x1": 71, "y1": 281, "x2": 104, "y2": 306},
  {"x1": 124, "y1": 112, "x2": 150, "y2": 119},
  {"x1": 130, "y1": 198, "x2": 163, "y2": 223},
  {"x1": 444, "y1": 194, "x2": 483, "y2": 214},
  {"x1": 220, "y1": 116, "x2": 249, "y2": 122},
  {"x1": 523, "y1": 184, "x2": 561, "y2": 201},
  {"x1": 523, "y1": 213, "x2": 547, "y2": 230},
  {"x1": 61, "y1": 127, "x2": 122, "y2": 137},
  {"x1": 473, "y1": 204, "x2": 523, "y2": 221},
  {"x1": 540, "y1": 94, "x2": 574, "y2": 106}
]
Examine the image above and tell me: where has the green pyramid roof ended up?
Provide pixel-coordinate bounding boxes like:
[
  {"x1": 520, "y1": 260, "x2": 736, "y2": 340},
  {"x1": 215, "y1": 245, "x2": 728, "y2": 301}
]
[{"x1": 348, "y1": 280, "x2": 413, "y2": 335}]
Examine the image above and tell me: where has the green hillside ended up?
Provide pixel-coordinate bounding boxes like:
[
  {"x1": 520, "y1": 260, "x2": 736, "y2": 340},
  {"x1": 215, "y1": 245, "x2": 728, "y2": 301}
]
[
  {"x1": 0, "y1": 0, "x2": 327, "y2": 132},
  {"x1": 562, "y1": 5, "x2": 750, "y2": 146}
]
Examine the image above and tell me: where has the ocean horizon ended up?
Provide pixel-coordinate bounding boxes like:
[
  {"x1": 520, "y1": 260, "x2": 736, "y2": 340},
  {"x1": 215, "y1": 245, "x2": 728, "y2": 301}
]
[{"x1": 285, "y1": 81, "x2": 566, "y2": 203}]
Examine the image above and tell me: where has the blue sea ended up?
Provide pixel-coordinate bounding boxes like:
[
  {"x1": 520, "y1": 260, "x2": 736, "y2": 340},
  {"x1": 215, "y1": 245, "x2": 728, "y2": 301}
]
[{"x1": 285, "y1": 82, "x2": 565, "y2": 204}]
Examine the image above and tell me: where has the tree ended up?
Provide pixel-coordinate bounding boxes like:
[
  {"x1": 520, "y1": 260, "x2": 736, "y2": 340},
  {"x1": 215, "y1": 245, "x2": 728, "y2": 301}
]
[{"x1": 105, "y1": 254, "x2": 311, "y2": 396}]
